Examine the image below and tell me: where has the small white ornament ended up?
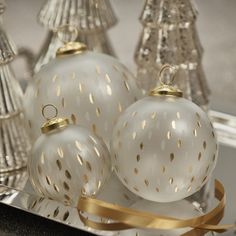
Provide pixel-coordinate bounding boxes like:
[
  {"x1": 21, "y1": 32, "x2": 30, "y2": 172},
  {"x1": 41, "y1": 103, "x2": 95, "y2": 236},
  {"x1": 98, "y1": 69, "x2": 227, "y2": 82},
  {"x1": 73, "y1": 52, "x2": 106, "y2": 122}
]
[
  {"x1": 24, "y1": 40, "x2": 141, "y2": 145},
  {"x1": 28, "y1": 105, "x2": 111, "y2": 206},
  {"x1": 111, "y1": 65, "x2": 218, "y2": 202}
]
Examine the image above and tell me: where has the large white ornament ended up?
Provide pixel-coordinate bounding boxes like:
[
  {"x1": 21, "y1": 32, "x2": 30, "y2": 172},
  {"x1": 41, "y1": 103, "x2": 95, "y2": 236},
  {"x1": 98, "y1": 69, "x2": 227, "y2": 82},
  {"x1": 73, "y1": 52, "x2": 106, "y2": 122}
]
[
  {"x1": 24, "y1": 42, "x2": 141, "y2": 144},
  {"x1": 111, "y1": 66, "x2": 218, "y2": 202},
  {"x1": 28, "y1": 106, "x2": 111, "y2": 206}
]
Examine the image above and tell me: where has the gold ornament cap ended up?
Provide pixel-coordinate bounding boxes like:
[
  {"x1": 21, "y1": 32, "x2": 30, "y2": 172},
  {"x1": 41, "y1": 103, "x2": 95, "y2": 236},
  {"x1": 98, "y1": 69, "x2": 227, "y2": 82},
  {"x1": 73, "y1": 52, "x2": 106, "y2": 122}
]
[
  {"x1": 41, "y1": 104, "x2": 69, "y2": 134},
  {"x1": 56, "y1": 42, "x2": 87, "y2": 57},
  {"x1": 55, "y1": 25, "x2": 87, "y2": 57},
  {"x1": 149, "y1": 64, "x2": 183, "y2": 97}
]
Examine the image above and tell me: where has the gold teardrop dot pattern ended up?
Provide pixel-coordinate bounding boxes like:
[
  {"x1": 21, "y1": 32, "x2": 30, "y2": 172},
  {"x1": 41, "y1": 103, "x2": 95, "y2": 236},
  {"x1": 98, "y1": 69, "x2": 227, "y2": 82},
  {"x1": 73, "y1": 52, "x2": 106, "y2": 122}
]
[{"x1": 111, "y1": 99, "x2": 217, "y2": 202}]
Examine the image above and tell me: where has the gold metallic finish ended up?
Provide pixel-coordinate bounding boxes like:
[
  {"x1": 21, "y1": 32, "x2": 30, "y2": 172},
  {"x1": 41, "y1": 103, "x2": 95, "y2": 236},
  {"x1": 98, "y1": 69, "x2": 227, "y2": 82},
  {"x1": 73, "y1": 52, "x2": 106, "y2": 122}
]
[
  {"x1": 144, "y1": 179, "x2": 149, "y2": 186},
  {"x1": 77, "y1": 154, "x2": 84, "y2": 165},
  {"x1": 94, "y1": 146, "x2": 100, "y2": 157},
  {"x1": 172, "y1": 120, "x2": 176, "y2": 129},
  {"x1": 89, "y1": 93, "x2": 94, "y2": 104},
  {"x1": 46, "y1": 176, "x2": 51, "y2": 185},
  {"x1": 53, "y1": 184, "x2": 59, "y2": 192},
  {"x1": 56, "y1": 159, "x2": 62, "y2": 170},
  {"x1": 140, "y1": 142, "x2": 144, "y2": 150},
  {"x1": 86, "y1": 161, "x2": 92, "y2": 172},
  {"x1": 177, "y1": 139, "x2": 182, "y2": 148},
  {"x1": 124, "y1": 81, "x2": 130, "y2": 91},
  {"x1": 83, "y1": 174, "x2": 89, "y2": 184},
  {"x1": 96, "y1": 107, "x2": 101, "y2": 117},
  {"x1": 167, "y1": 131, "x2": 171, "y2": 140},
  {"x1": 57, "y1": 147, "x2": 64, "y2": 158},
  {"x1": 141, "y1": 120, "x2": 147, "y2": 130},
  {"x1": 41, "y1": 152, "x2": 45, "y2": 164},
  {"x1": 56, "y1": 85, "x2": 61, "y2": 97},
  {"x1": 170, "y1": 153, "x2": 175, "y2": 162},
  {"x1": 193, "y1": 129, "x2": 197, "y2": 137},
  {"x1": 105, "y1": 74, "x2": 111, "y2": 83},
  {"x1": 75, "y1": 140, "x2": 82, "y2": 151},
  {"x1": 136, "y1": 154, "x2": 140, "y2": 162},
  {"x1": 187, "y1": 185, "x2": 192, "y2": 192},
  {"x1": 71, "y1": 114, "x2": 77, "y2": 124},
  {"x1": 56, "y1": 42, "x2": 87, "y2": 57},
  {"x1": 106, "y1": 84, "x2": 112, "y2": 96},
  {"x1": 151, "y1": 112, "x2": 157, "y2": 119},
  {"x1": 63, "y1": 182, "x2": 70, "y2": 191},
  {"x1": 132, "y1": 111, "x2": 137, "y2": 117},
  {"x1": 198, "y1": 152, "x2": 202, "y2": 161},
  {"x1": 133, "y1": 186, "x2": 139, "y2": 192},
  {"x1": 65, "y1": 170, "x2": 72, "y2": 179},
  {"x1": 169, "y1": 177, "x2": 174, "y2": 184},
  {"x1": 41, "y1": 104, "x2": 69, "y2": 134},
  {"x1": 174, "y1": 186, "x2": 179, "y2": 193},
  {"x1": 176, "y1": 112, "x2": 181, "y2": 119},
  {"x1": 92, "y1": 124, "x2": 97, "y2": 133},
  {"x1": 61, "y1": 97, "x2": 65, "y2": 108}
]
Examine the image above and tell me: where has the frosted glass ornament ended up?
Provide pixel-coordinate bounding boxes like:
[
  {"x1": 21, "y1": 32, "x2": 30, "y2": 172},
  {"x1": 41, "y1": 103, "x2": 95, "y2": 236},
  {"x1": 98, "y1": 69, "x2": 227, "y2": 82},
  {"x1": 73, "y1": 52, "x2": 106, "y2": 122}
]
[
  {"x1": 28, "y1": 105, "x2": 111, "y2": 206},
  {"x1": 111, "y1": 65, "x2": 218, "y2": 202},
  {"x1": 115, "y1": 199, "x2": 214, "y2": 236},
  {"x1": 24, "y1": 42, "x2": 141, "y2": 145}
]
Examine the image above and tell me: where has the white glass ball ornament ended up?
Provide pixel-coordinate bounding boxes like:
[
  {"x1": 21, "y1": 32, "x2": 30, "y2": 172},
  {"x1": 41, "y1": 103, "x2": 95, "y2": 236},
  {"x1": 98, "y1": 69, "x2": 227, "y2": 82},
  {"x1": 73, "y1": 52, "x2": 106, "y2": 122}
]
[
  {"x1": 24, "y1": 41, "x2": 141, "y2": 144},
  {"x1": 28, "y1": 105, "x2": 111, "y2": 206},
  {"x1": 111, "y1": 65, "x2": 218, "y2": 202}
]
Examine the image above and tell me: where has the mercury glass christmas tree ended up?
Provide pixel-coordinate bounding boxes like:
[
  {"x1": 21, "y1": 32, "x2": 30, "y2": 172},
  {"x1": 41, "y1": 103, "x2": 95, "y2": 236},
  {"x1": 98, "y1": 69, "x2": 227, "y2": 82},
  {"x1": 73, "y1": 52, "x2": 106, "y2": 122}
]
[
  {"x1": 134, "y1": 0, "x2": 210, "y2": 108},
  {"x1": 0, "y1": 4, "x2": 31, "y2": 172},
  {"x1": 34, "y1": 0, "x2": 117, "y2": 73}
]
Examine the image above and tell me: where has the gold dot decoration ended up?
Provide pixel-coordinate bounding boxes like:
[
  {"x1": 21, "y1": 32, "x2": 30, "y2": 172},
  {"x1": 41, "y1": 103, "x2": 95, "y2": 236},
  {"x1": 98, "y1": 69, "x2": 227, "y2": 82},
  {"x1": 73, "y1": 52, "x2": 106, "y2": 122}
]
[
  {"x1": 75, "y1": 140, "x2": 82, "y2": 151},
  {"x1": 140, "y1": 142, "x2": 144, "y2": 150},
  {"x1": 53, "y1": 184, "x2": 60, "y2": 192},
  {"x1": 203, "y1": 141, "x2": 207, "y2": 149},
  {"x1": 63, "y1": 210, "x2": 70, "y2": 221},
  {"x1": 65, "y1": 170, "x2": 72, "y2": 180},
  {"x1": 144, "y1": 179, "x2": 149, "y2": 186},
  {"x1": 77, "y1": 154, "x2": 83, "y2": 165},
  {"x1": 124, "y1": 81, "x2": 130, "y2": 91},
  {"x1": 86, "y1": 161, "x2": 92, "y2": 172},
  {"x1": 171, "y1": 120, "x2": 176, "y2": 129},
  {"x1": 62, "y1": 181, "x2": 70, "y2": 192},
  {"x1": 133, "y1": 186, "x2": 139, "y2": 192},
  {"x1": 46, "y1": 176, "x2": 51, "y2": 185},
  {"x1": 174, "y1": 186, "x2": 179, "y2": 193},
  {"x1": 167, "y1": 131, "x2": 171, "y2": 140},
  {"x1": 169, "y1": 177, "x2": 174, "y2": 184},
  {"x1": 96, "y1": 107, "x2": 101, "y2": 117},
  {"x1": 105, "y1": 73, "x2": 111, "y2": 83},
  {"x1": 176, "y1": 112, "x2": 181, "y2": 119},
  {"x1": 37, "y1": 165, "x2": 42, "y2": 175},
  {"x1": 83, "y1": 174, "x2": 89, "y2": 184},
  {"x1": 198, "y1": 152, "x2": 202, "y2": 161},
  {"x1": 53, "y1": 207, "x2": 59, "y2": 217},
  {"x1": 170, "y1": 153, "x2": 175, "y2": 162},
  {"x1": 71, "y1": 114, "x2": 77, "y2": 124},
  {"x1": 132, "y1": 132, "x2": 137, "y2": 140},
  {"x1": 106, "y1": 84, "x2": 112, "y2": 96},
  {"x1": 193, "y1": 129, "x2": 197, "y2": 137},
  {"x1": 156, "y1": 187, "x2": 160, "y2": 192},
  {"x1": 57, "y1": 147, "x2": 64, "y2": 158},
  {"x1": 177, "y1": 139, "x2": 182, "y2": 148},
  {"x1": 187, "y1": 186, "x2": 192, "y2": 192},
  {"x1": 141, "y1": 120, "x2": 147, "y2": 130},
  {"x1": 136, "y1": 154, "x2": 140, "y2": 162},
  {"x1": 151, "y1": 112, "x2": 157, "y2": 119},
  {"x1": 134, "y1": 168, "x2": 138, "y2": 174}
]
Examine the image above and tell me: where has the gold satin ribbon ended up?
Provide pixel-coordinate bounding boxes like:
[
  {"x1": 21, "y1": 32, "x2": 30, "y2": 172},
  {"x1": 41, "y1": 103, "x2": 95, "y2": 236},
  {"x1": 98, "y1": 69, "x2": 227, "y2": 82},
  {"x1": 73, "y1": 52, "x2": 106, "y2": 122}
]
[{"x1": 77, "y1": 180, "x2": 236, "y2": 235}]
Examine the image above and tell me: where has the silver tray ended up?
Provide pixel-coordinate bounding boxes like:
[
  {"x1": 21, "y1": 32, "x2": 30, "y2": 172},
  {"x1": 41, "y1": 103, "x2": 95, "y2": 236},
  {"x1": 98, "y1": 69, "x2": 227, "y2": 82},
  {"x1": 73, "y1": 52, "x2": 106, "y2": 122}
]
[{"x1": 0, "y1": 110, "x2": 235, "y2": 236}]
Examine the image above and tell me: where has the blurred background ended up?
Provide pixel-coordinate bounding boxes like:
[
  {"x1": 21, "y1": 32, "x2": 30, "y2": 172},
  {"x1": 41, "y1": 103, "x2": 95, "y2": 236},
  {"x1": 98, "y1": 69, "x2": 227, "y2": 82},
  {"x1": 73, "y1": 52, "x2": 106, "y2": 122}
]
[{"x1": 4, "y1": 0, "x2": 236, "y2": 114}]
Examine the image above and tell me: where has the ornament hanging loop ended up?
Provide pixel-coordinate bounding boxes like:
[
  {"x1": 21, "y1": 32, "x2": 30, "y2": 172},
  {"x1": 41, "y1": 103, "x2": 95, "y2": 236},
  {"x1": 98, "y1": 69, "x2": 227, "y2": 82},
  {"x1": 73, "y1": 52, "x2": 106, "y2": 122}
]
[
  {"x1": 149, "y1": 64, "x2": 183, "y2": 97},
  {"x1": 56, "y1": 24, "x2": 87, "y2": 57},
  {"x1": 42, "y1": 104, "x2": 58, "y2": 120},
  {"x1": 41, "y1": 104, "x2": 69, "y2": 134},
  {"x1": 57, "y1": 24, "x2": 78, "y2": 44},
  {"x1": 159, "y1": 64, "x2": 178, "y2": 86}
]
